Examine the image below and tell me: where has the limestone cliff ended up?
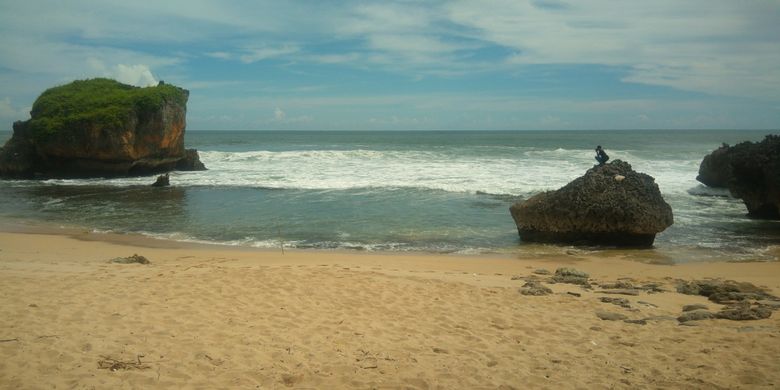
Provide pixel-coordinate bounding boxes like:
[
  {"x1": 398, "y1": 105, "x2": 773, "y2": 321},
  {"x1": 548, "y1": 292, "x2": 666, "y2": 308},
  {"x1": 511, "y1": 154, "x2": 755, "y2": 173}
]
[{"x1": 0, "y1": 78, "x2": 206, "y2": 178}]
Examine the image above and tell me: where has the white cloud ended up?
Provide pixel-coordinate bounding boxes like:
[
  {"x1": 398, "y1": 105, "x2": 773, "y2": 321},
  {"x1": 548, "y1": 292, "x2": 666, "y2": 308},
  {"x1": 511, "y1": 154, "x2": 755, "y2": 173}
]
[
  {"x1": 0, "y1": 97, "x2": 30, "y2": 128},
  {"x1": 113, "y1": 64, "x2": 158, "y2": 87},
  {"x1": 446, "y1": 0, "x2": 780, "y2": 99},
  {"x1": 240, "y1": 45, "x2": 300, "y2": 64},
  {"x1": 205, "y1": 51, "x2": 232, "y2": 60},
  {"x1": 274, "y1": 107, "x2": 286, "y2": 121}
]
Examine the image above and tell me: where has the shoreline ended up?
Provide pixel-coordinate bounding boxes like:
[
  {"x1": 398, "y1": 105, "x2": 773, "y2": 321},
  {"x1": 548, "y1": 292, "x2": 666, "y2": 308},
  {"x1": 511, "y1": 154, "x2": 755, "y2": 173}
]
[{"x1": 1, "y1": 227, "x2": 780, "y2": 388}]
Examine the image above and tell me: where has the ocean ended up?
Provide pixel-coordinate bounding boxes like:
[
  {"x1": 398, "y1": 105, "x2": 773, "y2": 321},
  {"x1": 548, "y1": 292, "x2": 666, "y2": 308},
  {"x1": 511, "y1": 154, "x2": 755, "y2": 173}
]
[{"x1": 1, "y1": 129, "x2": 778, "y2": 263}]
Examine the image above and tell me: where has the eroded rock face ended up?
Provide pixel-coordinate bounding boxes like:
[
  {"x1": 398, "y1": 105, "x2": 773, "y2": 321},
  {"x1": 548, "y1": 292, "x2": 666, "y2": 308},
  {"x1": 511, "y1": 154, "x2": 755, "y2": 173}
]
[
  {"x1": 697, "y1": 135, "x2": 780, "y2": 219},
  {"x1": 509, "y1": 160, "x2": 673, "y2": 247},
  {"x1": 0, "y1": 78, "x2": 206, "y2": 178}
]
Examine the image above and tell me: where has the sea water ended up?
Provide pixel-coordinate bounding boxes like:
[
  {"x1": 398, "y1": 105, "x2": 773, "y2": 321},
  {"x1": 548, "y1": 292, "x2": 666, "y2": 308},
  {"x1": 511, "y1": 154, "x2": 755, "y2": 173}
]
[{"x1": 1, "y1": 130, "x2": 778, "y2": 262}]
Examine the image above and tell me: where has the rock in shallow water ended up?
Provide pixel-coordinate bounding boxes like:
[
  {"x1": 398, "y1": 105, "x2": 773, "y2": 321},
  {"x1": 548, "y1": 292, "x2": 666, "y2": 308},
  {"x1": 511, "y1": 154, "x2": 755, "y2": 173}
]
[
  {"x1": 696, "y1": 134, "x2": 780, "y2": 219},
  {"x1": 509, "y1": 160, "x2": 673, "y2": 247}
]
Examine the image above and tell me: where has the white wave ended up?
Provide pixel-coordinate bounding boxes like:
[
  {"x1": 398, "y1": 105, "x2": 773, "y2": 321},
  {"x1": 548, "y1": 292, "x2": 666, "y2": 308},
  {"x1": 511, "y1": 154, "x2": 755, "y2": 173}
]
[
  {"x1": 687, "y1": 185, "x2": 732, "y2": 197},
  {"x1": 19, "y1": 147, "x2": 706, "y2": 196}
]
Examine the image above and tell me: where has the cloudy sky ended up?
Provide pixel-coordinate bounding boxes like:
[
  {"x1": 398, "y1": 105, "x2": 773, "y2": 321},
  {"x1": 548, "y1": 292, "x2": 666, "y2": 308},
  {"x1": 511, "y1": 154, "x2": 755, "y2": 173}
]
[{"x1": 1, "y1": 1, "x2": 778, "y2": 131}]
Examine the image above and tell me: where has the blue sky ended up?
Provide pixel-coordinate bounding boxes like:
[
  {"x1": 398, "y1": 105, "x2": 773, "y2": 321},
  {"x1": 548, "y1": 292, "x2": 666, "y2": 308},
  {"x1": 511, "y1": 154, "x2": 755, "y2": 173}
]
[{"x1": 1, "y1": 1, "x2": 779, "y2": 131}]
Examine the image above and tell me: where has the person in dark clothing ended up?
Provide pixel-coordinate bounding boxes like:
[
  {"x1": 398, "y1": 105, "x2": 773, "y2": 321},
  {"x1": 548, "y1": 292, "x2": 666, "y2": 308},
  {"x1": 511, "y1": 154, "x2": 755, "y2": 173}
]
[{"x1": 595, "y1": 145, "x2": 609, "y2": 165}]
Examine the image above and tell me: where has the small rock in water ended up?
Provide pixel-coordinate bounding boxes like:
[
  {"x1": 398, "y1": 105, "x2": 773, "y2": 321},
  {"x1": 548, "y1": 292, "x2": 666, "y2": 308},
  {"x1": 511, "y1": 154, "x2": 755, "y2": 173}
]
[{"x1": 151, "y1": 173, "x2": 170, "y2": 187}]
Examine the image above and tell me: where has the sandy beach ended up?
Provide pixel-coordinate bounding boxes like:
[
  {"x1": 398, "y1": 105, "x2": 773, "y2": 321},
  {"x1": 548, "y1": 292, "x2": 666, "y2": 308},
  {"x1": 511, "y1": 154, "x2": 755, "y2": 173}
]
[{"x1": 1, "y1": 230, "x2": 779, "y2": 389}]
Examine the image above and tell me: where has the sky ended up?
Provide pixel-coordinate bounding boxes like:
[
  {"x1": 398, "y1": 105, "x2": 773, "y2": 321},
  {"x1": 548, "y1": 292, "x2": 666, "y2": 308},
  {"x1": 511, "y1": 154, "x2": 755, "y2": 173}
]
[{"x1": 0, "y1": 1, "x2": 779, "y2": 131}]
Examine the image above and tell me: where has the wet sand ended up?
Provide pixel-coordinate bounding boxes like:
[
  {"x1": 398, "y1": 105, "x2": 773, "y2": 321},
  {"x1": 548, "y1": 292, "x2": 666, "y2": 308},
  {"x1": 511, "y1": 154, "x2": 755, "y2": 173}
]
[{"x1": 1, "y1": 230, "x2": 779, "y2": 389}]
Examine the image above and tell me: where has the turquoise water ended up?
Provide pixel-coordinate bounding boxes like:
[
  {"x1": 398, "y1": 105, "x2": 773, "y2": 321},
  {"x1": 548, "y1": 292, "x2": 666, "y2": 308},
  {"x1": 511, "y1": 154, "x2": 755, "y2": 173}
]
[{"x1": 1, "y1": 130, "x2": 778, "y2": 262}]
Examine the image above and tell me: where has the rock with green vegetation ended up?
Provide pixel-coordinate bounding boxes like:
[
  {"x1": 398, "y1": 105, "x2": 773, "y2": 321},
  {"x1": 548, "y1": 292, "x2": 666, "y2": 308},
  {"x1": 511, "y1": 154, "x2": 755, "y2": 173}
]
[{"x1": 0, "y1": 78, "x2": 206, "y2": 178}]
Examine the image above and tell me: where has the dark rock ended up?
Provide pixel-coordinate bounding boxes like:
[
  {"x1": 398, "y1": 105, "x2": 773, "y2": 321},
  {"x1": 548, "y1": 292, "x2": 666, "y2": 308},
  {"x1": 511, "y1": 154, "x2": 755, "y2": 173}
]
[
  {"x1": 637, "y1": 301, "x2": 658, "y2": 308},
  {"x1": 596, "y1": 311, "x2": 628, "y2": 321},
  {"x1": 696, "y1": 143, "x2": 733, "y2": 188},
  {"x1": 510, "y1": 160, "x2": 673, "y2": 247},
  {"x1": 600, "y1": 297, "x2": 631, "y2": 308},
  {"x1": 566, "y1": 291, "x2": 581, "y2": 297},
  {"x1": 176, "y1": 148, "x2": 207, "y2": 171},
  {"x1": 519, "y1": 281, "x2": 552, "y2": 296},
  {"x1": 109, "y1": 254, "x2": 150, "y2": 264},
  {"x1": 696, "y1": 135, "x2": 780, "y2": 219},
  {"x1": 676, "y1": 279, "x2": 776, "y2": 303},
  {"x1": 677, "y1": 309, "x2": 715, "y2": 322},
  {"x1": 550, "y1": 267, "x2": 589, "y2": 285},
  {"x1": 682, "y1": 304, "x2": 709, "y2": 312},
  {"x1": 0, "y1": 78, "x2": 206, "y2": 178},
  {"x1": 151, "y1": 173, "x2": 170, "y2": 187},
  {"x1": 623, "y1": 319, "x2": 647, "y2": 325},
  {"x1": 715, "y1": 302, "x2": 772, "y2": 321}
]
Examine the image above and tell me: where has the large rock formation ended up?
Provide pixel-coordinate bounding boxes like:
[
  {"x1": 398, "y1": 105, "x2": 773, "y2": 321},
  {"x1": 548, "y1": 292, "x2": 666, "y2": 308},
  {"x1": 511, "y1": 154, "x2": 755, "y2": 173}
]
[
  {"x1": 0, "y1": 78, "x2": 206, "y2": 178},
  {"x1": 510, "y1": 160, "x2": 673, "y2": 247},
  {"x1": 696, "y1": 135, "x2": 780, "y2": 219}
]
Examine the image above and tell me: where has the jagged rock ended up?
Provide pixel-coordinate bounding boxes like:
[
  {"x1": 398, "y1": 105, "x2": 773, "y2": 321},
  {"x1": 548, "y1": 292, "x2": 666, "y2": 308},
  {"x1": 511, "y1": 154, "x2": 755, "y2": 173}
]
[
  {"x1": 519, "y1": 281, "x2": 552, "y2": 296},
  {"x1": 677, "y1": 310, "x2": 715, "y2": 322},
  {"x1": 550, "y1": 267, "x2": 589, "y2": 285},
  {"x1": 0, "y1": 78, "x2": 206, "y2": 178},
  {"x1": 696, "y1": 135, "x2": 780, "y2": 219},
  {"x1": 510, "y1": 160, "x2": 673, "y2": 247},
  {"x1": 176, "y1": 148, "x2": 207, "y2": 171},
  {"x1": 676, "y1": 279, "x2": 776, "y2": 303},
  {"x1": 716, "y1": 302, "x2": 772, "y2": 321},
  {"x1": 151, "y1": 173, "x2": 170, "y2": 187}
]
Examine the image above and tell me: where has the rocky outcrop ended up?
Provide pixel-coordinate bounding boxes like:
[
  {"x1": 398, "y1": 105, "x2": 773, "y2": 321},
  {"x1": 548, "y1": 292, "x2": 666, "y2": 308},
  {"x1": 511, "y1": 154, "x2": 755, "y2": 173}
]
[
  {"x1": 697, "y1": 135, "x2": 780, "y2": 219},
  {"x1": 0, "y1": 78, "x2": 206, "y2": 178},
  {"x1": 510, "y1": 160, "x2": 673, "y2": 247}
]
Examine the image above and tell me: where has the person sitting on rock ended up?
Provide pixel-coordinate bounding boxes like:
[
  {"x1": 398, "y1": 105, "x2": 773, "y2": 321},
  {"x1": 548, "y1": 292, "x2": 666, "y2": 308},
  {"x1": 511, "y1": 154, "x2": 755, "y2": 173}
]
[{"x1": 595, "y1": 145, "x2": 609, "y2": 166}]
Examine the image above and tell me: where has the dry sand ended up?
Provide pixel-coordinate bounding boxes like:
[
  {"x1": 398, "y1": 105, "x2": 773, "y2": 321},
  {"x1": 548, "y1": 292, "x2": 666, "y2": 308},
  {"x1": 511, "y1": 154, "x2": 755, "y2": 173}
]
[{"x1": 1, "y1": 230, "x2": 779, "y2": 389}]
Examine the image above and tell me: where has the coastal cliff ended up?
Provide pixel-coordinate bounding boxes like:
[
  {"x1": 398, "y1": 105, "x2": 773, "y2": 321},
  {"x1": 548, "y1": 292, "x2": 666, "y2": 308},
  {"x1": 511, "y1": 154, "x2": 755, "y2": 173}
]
[{"x1": 0, "y1": 78, "x2": 205, "y2": 178}]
